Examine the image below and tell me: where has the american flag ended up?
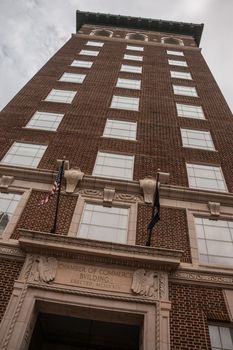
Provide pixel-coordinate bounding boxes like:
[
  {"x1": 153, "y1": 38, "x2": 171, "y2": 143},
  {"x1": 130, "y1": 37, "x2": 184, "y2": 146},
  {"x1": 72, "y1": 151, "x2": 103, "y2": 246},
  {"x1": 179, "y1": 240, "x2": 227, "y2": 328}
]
[{"x1": 39, "y1": 165, "x2": 64, "y2": 206}]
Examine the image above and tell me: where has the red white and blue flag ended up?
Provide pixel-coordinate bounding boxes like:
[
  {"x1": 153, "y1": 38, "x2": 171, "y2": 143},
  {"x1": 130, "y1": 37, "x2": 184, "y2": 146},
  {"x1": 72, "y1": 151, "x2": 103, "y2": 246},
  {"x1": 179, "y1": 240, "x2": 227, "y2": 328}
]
[{"x1": 39, "y1": 165, "x2": 64, "y2": 206}]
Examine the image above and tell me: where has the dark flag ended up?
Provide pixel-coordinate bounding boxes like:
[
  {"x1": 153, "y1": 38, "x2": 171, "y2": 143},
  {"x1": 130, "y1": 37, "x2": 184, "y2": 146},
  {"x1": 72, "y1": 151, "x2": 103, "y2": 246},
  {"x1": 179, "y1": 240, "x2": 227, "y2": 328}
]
[
  {"x1": 146, "y1": 174, "x2": 160, "y2": 246},
  {"x1": 39, "y1": 164, "x2": 64, "y2": 206}
]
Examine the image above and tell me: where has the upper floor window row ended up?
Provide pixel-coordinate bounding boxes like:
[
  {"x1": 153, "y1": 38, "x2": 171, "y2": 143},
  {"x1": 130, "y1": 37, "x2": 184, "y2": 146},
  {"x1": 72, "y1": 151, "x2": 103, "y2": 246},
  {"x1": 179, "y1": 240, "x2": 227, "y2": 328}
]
[
  {"x1": 162, "y1": 37, "x2": 184, "y2": 46},
  {"x1": 110, "y1": 95, "x2": 139, "y2": 111},
  {"x1": 170, "y1": 71, "x2": 192, "y2": 80},
  {"x1": 45, "y1": 89, "x2": 77, "y2": 104},
  {"x1": 86, "y1": 41, "x2": 104, "y2": 47},
  {"x1": 116, "y1": 78, "x2": 141, "y2": 90},
  {"x1": 168, "y1": 59, "x2": 187, "y2": 67},
  {"x1": 103, "y1": 119, "x2": 137, "y2": 141},
  {"x1": 181, "y1": 128, "x2": 215, "y2": 151},
  {"x1": 124, "y1": 54, "x2": 143, "y2": 62},
  {"x1": 1, "y1": 142, "x2": 47, "y2": 169},
  {"x1": 173, "y1": 85, "x2": 198, "y2": 97},
  {"x1": 120, "y1": 64, "x2": 142, "y2": 74},
  {"x1": 71, "y1": 60, "x2": 93, "y2": 68},
  {"x1": 126, "y1": 45, "x2": 144, "y2": 52},
  {"x1": 167, "y1": 50, "x2": 184, "y2": 56},
  {"x1": 79, "y1": 49, "x2": 99, "y2": 57},
  {"x1": 59, "y1": 72, "x2": 86, "y2": 84}
]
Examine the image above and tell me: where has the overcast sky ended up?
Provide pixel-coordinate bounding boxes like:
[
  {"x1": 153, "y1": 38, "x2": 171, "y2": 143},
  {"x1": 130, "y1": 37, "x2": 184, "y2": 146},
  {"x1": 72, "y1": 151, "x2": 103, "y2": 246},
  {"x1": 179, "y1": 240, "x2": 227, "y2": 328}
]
[{"x1": 0, "y1": 0, "x2": 232, "y2": 112}]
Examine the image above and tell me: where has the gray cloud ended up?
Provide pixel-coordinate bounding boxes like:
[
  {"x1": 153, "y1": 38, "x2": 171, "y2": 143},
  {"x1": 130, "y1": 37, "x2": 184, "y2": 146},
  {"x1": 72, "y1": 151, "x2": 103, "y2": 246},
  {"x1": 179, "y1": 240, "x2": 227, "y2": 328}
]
[{"x1": 0, "y1": 0, "x2": 232, "y2": 112}]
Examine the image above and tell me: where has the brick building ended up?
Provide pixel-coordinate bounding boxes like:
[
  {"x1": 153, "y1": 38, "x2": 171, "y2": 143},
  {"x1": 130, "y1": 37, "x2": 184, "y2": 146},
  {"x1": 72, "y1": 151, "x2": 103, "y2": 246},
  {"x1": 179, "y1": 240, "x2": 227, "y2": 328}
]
[{"x1": 0, "y1": 10, "x2": 233, "y2": 349}]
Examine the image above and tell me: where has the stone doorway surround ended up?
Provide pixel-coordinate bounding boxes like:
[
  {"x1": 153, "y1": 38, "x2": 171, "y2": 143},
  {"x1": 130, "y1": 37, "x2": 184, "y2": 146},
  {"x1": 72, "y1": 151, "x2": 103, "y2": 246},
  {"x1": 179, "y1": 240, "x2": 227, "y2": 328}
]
[{"x1": 0, "y1": 230, "x2": 182, "y2": 350}]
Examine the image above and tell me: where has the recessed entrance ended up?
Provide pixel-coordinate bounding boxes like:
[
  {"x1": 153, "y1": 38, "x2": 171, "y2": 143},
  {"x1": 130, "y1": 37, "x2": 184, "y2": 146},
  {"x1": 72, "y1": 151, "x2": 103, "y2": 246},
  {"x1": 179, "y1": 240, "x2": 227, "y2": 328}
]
[{"x1": 28, "y1": 312, "x2": 140, "y2": 350}]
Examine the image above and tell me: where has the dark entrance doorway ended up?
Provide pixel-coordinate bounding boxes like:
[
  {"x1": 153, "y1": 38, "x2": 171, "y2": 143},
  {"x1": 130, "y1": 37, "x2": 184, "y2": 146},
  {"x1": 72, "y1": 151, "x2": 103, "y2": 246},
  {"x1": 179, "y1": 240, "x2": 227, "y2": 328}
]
[{"x1": 28, "y1": 312, "x2": 140, "y2": 350}]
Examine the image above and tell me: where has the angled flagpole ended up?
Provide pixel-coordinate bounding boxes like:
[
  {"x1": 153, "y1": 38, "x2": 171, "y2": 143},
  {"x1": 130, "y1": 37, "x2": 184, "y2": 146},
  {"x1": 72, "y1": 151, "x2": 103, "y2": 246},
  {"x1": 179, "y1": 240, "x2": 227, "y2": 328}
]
[{"x1": 146, "y1": 171, "x2": 160, "y2": 246}]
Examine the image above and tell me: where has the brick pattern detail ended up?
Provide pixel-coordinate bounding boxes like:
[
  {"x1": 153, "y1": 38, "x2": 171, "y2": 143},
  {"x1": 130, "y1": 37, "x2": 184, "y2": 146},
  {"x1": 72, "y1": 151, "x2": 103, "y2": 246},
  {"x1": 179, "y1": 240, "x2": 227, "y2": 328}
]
[
  {"x1": 169, "y1": 283, "x2": 230, "y2": 350},
  {"x1": 11, "y1": 190, "x2": 77, "y2": 239},
  {"x1": 136, "y1": 205, "x2": 191, "y2": 262},
  {"x1": 0, "y1": 258, "x2": 23, "y2": 322}
]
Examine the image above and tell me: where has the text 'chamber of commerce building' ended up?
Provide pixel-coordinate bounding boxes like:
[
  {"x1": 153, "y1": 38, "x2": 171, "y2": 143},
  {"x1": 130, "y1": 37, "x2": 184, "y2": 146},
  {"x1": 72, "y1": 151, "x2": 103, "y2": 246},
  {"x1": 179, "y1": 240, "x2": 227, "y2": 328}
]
[{"x1": 0, "y1": 9, "x2": 233, "y2": 350}]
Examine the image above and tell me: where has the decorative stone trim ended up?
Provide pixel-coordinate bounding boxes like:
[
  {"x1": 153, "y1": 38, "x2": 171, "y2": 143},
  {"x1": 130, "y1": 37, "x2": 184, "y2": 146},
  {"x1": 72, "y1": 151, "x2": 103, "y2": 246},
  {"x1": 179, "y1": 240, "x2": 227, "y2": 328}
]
[
  {"x1": 64, "y1": 167, "x2": 84, "y2": 193},
  {"x1": 0, "y1": 243, "x2": 25, "y2": 260},
  {"x1": 171, "y1": 269, "x2": 233, "y2": 287},
  {"x1": 103, "y1": 186, "x2": 115, "y2": 206},
  {"x1": 208, "y1": 201, "x2": 220, "y2": 217},
  {"x1": 57, "y1": 159, "x2": 69, "y2": 170},
  {"x1": 0, "y1": 175, "x2": 14, "y2": 189},
  {"x1": 139, "y1": 176, "x2": 156, "y2": 204}
]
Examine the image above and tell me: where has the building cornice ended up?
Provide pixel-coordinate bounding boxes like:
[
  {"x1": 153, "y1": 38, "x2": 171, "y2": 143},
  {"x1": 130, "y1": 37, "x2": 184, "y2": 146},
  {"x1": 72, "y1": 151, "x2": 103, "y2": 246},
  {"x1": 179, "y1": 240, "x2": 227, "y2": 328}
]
[
  {"x1": 19, "y1": 229, "x2": 182, "y2": 271},
  {"x1": 76, "y1": 10, "x2": 204, "y2": 46}
]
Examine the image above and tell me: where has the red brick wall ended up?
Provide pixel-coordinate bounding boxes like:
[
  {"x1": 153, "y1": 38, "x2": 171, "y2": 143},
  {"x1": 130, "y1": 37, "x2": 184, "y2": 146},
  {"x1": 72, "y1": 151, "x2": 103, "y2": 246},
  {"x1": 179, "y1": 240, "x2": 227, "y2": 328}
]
[
  {"x1": 169, "y1": 283, "x2": 230, "y2": 350},
  {"x1": 0, "y1": 33, "x2": 232, "y2": 188},
  {"x1": 11, "y1": 190, "x2": 77, "y2": 239},
  {"x1": 0, "y1": 258, "x2": 23, "y2": 322},
  {"x1": 136, "y1": 205, "x2": 191, "y2": 262}
]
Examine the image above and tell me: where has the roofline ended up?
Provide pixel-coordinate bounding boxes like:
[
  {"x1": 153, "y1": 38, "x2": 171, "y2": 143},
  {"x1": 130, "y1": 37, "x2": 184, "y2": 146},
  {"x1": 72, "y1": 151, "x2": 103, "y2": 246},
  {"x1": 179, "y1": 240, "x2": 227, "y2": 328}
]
[{"x1": 76, "y1": 10, "x2": 204, "y2": 46}]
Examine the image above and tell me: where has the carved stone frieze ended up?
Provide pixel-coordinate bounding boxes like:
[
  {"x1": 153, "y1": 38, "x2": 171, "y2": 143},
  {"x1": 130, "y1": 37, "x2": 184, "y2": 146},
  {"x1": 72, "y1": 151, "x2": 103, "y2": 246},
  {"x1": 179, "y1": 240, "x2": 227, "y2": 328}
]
[
  {"x1": 103, "y1": 186, "x2": 115, "y2": 206},
  {"x1": 29, "y1": 256, "x2": 58, "y2": 283},
  {"x1": 0, "y1": 175, "x2": 14, "y2": 189},
  {"x1": 139, "y1": 176, "x2": 156, "y2": 204},
  {"x1": 115, "y1": 193, "x2": 143, "y2": 202},
  {"x1": 208, "y1": 201, "x2": 220, "y2": 217},
  {"x1": 0, "y1": 245, "x2": 25, "y2": 259},
  {"x1": 172, "y1": 270, "x2": 233, "y2": 286},
  {"x1": 131, "y1": 269, "x2": 158, "y2": 298},
  {"x1": 78, "y1": 189, "x2": 103, "y2": 197},
  {"x1": 64, "y1": 167, "x2": 84, "y2": 193}
]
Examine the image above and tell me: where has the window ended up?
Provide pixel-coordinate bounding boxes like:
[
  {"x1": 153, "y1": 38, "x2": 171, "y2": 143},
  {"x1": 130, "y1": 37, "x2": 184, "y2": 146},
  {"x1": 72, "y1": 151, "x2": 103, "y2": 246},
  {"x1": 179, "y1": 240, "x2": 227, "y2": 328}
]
[
  {"x1": 186, "y1": 163, "x2": 227, "y2": 192},
  {"x1": 0, "y1": 192, "x2": 22, "y2": 234},
  {"x1": 168, "y1": 59, "x2": 187, "y2": 67},
  {"x1": 162, "y1": 37, "x2": 184, "y2": 45},
  {"x1": 209, "y1": 324, "x2": 233, "y2": 349},
  {"x1": 79, "y1": 50, "x2": 99, "y2": 56},
  {"x1": 195, "y1": 218, "x2": 233, "y2": 267},
  {"x1": 120, "y1": 64, "x2": 142, "y2": 74},
  {"x1": 71, "y1": 60, "x2": 93, "y2": 68},
  {"x1": 126, "y1": 45, "x2": 144, "y2": 52},
  {"x1": 167, "y1": 50, "x2": 184, "y2": 56},
  {"x1": 124, "y1": 54, "x2": 143, "y2": 62},
  {"x1": 116, "y1": 78, "x2": 141, "y2": 90},
  {"x1": 1, "y1": 142, "x2": 47, "y2": 168},
  {"x1": 93, "y1": 152, "x2": 134, "y2": 180},
  {"x1": 170, "y1": 71, "x2": 192, "y2": 80},
  {"x1": 126, "y1": 33, "x2": 148, "y2": 41},
  {"x1": 181, "y1": 129, "x2": 215, "y2": 151},
  {"x1": 45, "y1": 89, "x2": 76, "y2": 104},
  {"x1": 78, "y1": 203, "x2": 129, "y2": 244},
  {"x1": 90, "y1": 29, "x2": 113, "y2": 37},
  {"x1": 86, "y1": 41, "x2": 104, "y2": 47},
  {"x1": 110, "y1": 95, "x2": 139, "y2": 111},
  {"x1": 25, "y1": 111, "x2": 64, "y2": 131},
  {"x1": 176, "y1": 103, "x2": 205, "y2": 119},
  {"x1": 103, "y1": 119, "x2": 137, "y2": 140},
  {"x1": 59, "y1": 72, "x2": 86, "y2": 84},
  {"x1": 173, "y1": 85, "x2": 198, "y2": 97}
]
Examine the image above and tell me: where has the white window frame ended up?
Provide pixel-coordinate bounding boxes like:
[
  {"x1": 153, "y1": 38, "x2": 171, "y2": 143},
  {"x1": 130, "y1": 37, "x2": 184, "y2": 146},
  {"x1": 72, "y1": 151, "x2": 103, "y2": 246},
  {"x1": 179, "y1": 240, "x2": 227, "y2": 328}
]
[
  {"x1": 79, "y1": 49, "x2": 99, "y2": 57},
  {"x1": 209, "y1": 324, "x2": 233, "y2": 349},
  {"x1": 168, "y1": 59, "x2": 187, "y2": 67},
  {"x1": 103, "y1": 119, "x2": 137, "y2": 141},
  {"x1": 0, "y1": 142, "x2": 47, "y2": 169},
  {"x1": 70, "y1": 60, "x2": 93, "y2": 68},
  {"x1": 120, "y1": 64, "x2": 142, "y2": 74},
  {"x1": 126, "y1": 45, "x2": 144, "y2": 52},
  {"x1": 170, "y1": 71, "x2": 192, "y2": 80},
  {"x1": 93, "y1": 151, "x2": 134, "y2": 180},
  {"x1": 167, "y1": 50, "x2": 184, "y2": 56},
  {"x1": 173, "y1": 85, "x2": 198, "y2": 97},
  {"x1": 176, "y1": 103, "x2": 205, "y2": 119},
  {"x1": 181, "y1": 128, "x2": 215, "y2": 151},
  {"x1": 86, "y1": 41, "x2": 104, "y2": 47},
  {"x1": 116, "y1": 78, "x2": 141, "y2": 90},
  {"x1": 195, "y1": 217, "x2": 233, "y2": 268},
  {"x1": 123, "y1": 54, "x2": 143, "y2": 62},
  {"x1": 59, "y1": 72, "x2": 86, "y2": 84},
  {"x1": 45, "y1": 89, "x2": 77, "y2": 104},
  {"x1": 0, "y1": 192, "x2": 22, "y2": 237},
  {"x1": 25, "y1": 111, "x2": 64, "y2": 131},
  {"x1": 110, "y1": 95, "x2": 139, "y2": 111},
  {"x1": 186, "y1": 163, "x2": 228, "y2": 192}
]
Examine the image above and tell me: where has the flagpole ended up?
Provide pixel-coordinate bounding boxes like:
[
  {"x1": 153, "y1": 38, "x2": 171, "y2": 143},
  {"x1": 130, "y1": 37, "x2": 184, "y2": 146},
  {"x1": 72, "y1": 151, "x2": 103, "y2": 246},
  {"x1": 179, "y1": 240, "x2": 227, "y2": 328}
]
[
  {"x1": 50, "y1": 160, "x2": 65, "y2": 234},
  {"x1": 146, "y1": 171, "x2": 160, "y2": 247}
]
